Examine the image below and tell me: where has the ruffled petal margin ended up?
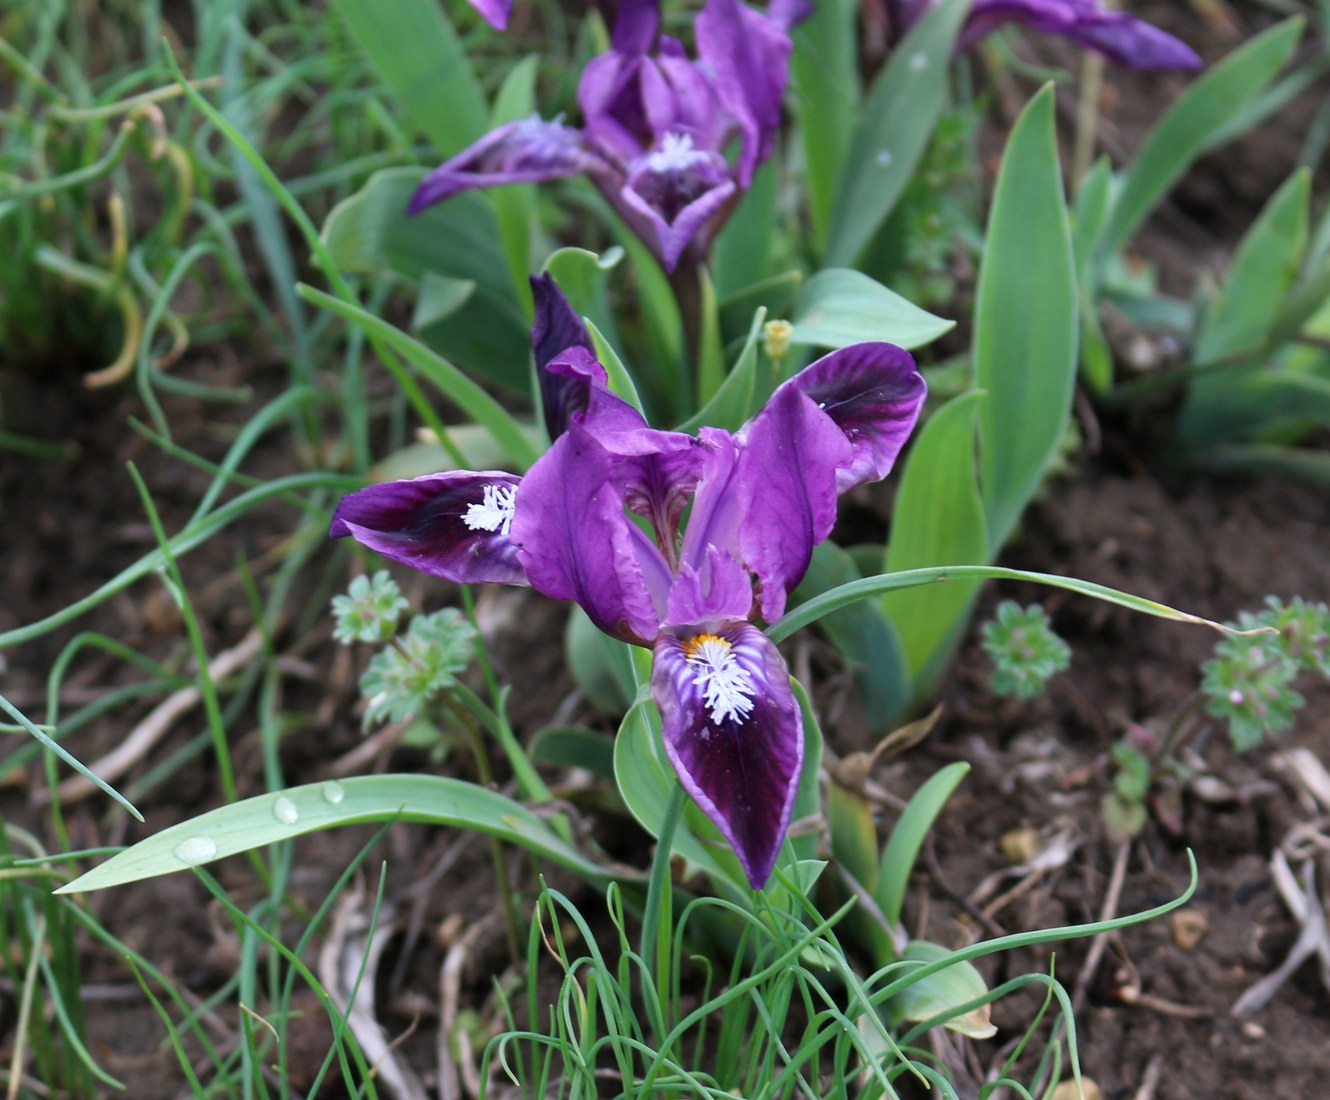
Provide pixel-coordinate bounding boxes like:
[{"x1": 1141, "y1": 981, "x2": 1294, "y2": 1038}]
[{"x1": 652, "y1": 622, "x2": 803, "y2": 889}]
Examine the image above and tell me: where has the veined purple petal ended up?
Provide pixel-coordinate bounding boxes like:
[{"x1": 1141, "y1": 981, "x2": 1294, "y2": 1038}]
[
  {"x1": 465, "y1": 0, "x2": 512, "y2": 30},
  {"x1": 621, "y1": 135, "x2": 737, "y2": 271},
  {"x1": 330, "y1": 472, "x2": 527, "y2": 585},
  {"x1": 730, "y1": 385, "x2": 851, "y2": 623},
  {"x1": 664, "y1": 545, "x2": 755, "y2": 628},
  {"x1": 513, "y1": 423, "x2": 668, "y2": 645},
  {"x1": 959, "y1": 0, "x2": 1202, "y2": 71},
  {"x1": 531, "y1": 277, "x2": 597, "y2": 440},
  {"x1": 778, "y1": 343, "x2": 927, "y2": 493},
  {"x1": 408, "y1": 118, "x2": 597, "y2": 213},
  {"x1": 652, "y1": 622, "x2": 803, "y2": 889},
  {"x1": 695, "y1": 0, "x2": 793, "y2": 186}
]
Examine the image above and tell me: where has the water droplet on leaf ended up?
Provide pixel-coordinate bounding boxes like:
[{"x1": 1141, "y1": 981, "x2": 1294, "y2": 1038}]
[
  {"x1": 273, "y1": 795, "x2": 299, "y2": 825},
  {"x1": 174, "y1": 836, "x2": 217, "y2": 866},
  {"x1": 321, "y1": 780, "x2": 345, "y2": 805}
]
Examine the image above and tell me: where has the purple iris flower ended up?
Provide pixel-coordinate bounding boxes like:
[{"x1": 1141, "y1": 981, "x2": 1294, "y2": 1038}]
[
  {"x1": 330, "y1": 277, "x2": 927, "y2": 888},
  {"x1": 408, "y1": 0, "x2": 805, "y2": 272},
  {"x1": 887, "y1": 0, "x2": 1202, "y2": 71}
]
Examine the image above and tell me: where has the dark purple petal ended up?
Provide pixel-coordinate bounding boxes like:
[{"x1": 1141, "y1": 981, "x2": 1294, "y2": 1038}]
[
  {"x1": 730, "y1": 386, "x2": 851, "y2": 623},
  {"x1": 465, "y1": 0, "x2": 511, "y2": 30},
  {"x1": 330, "y1": 472, "x2": 527, "y2": 585},
  {"x1": 620, "y1": 137, "x2": 737, "y2": 271},
  {"x1": 531, "y1": 276, "x2": 596, "y2": 440},
  {"x1": 408, "y1": 118, "x2": 598, "y2": 213},
  {"x1": 695, "y1": 0, "x2": 793, "y2": 185},
  {"x1": 778, "y1": 343, "x2": 927, "y2": 493},
  {"x1": 611, "y1": 0, "x2": 661, "y2": 55},
  {"x1": 960, "y1": 0, "x2": 1202, "y2": 71},
  {"x1": 652, "y1": 622, "x2": 803, "y2": 889},
  {"x1": 512, "y1": 424, "x2": 668, "y2": 645}
]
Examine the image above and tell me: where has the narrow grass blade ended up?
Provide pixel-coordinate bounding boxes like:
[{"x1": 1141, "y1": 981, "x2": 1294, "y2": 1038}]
[{"x1": 767, "y1": 564, "x2": 1235, "y2": 646}]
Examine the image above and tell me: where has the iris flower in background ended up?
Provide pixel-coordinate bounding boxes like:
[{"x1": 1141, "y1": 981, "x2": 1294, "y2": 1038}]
[
  {"x1": 408, "y1": 0, "x2": 806, "y2": 272},
  {"x1": 886, "y1": 0, "x2": 1202, "y2": 71},
  {"x1": 330, "y1": 276, "x2": 927, "y2": 888}
]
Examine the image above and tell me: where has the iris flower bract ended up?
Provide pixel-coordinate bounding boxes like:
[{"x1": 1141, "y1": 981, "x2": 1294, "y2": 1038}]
[{"x1": 330, "y1": 277, "x2": 927, "y2": 888}]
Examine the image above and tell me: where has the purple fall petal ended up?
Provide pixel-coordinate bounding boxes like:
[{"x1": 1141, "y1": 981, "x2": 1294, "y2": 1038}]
[
  {"x1": 652, "y1": 622, "x2": 803, "y2": 889},
  {"x1": 512, "y1": 424, "x2": 668, "y2": 645},
  {"x1": 956, "y1": 0, "x2": 1202, "y2": 71},
  {"x1": 409, "y1": 117, "x2": 596, "y2": 213},
  {"x1": 329, "y1": 472, "x2": 527, "y2": 585},
  {"x1": 729, "y1": 385, "x2": 851, "y2": 623},
  {"x1": 780, "y1": 343, "x2": 927, "y2": 493}
]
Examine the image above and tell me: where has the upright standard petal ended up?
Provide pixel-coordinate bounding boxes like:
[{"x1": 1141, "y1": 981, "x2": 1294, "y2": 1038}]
[
  {"x1": 409, "y1": 117, "x2": 598, "y2": 213},
  {"x1": 620, "y1": 135, "x2": 737, "y2": 271},
  {"x1": 694, "y1": 0, "x2": 794, "y2": 185},
  {"x1": 728, "y1": 386, "x2": 851, "y2": 623},
  {"x1": 778, "y1": 343, "x2": 927, "y2": 493},
  {"x1": 653, "y1": 622, "x2": 803, "y2": 889},
  {"x1": 330, "y1": 472, "x2": 527, "y2": 585},
  {"x1": 531, "y1": 277, "x2": 599, "y2": 441},
  {"x1": 513, "y1": 424, "x2": 668, "y2": 645}
]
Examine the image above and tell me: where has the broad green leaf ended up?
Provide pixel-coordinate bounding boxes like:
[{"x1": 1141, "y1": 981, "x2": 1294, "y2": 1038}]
[
  {"x1": 890, "y1": 941, "x2": 996, "y2": 1039},
  {"x1": 1193, "y1": 169, "x2": 1309, "y2": 365},
  {"x1": 793, "y1": 541, "x2": 910, "y2": 730},
  {"x1": 789, "y1": 0, "x2": 860, "y2": 250},
  {"x1": 712, "y1": 156, "x2": 778, "y2": 297},
  {"x1": 767, "y1": 564, "x2": 1234, "y2": 646},
  {"x1": 676, "y1": 307, "x2": 765, "y2": 434},
  {"x1": 718, "y1": 270, "x2": 803, "y2": 340},
  {"x1": 565, "y1": 606, "x2": 636, "y2": 714},
  {"x1": 298, "y1": 284, "x2": 539, "y2": 470},
  {"x1": 320, "y1": 168, "x2": 529, "y2": 391},
  {"x1": 875, "y1": 762, "x2": 969, "y2": 933},
  {"x1": 790, "y1": 269, "x2": 955, "y2": 350},
  {"x1": 489, "y1": 55, "x2": 541, "y2": 310},
  {"x1": 880, "y1": 391, "x2": 987, "y2": 694},
  {"x1": 530, "y1": 726, "x2": 617, "y2": 781},
  {"x1": 1176, "y1": 369, "x2": 1330, "y2": 449},
  {"x1": 613, "y1": 694, "x2": 748, "y2": 892},
  {"x1": 332, "y1": 0, "x2": 487, "y2": 155},
  {"x1": 58, "y1": 776, "x2": 608, "y2": 893},
  {"x1": 824, "y1": 0, "x2": 969, "y2": 267},
  {"x1": 974, "y1": 85, "x2": 1077, "y2": 548},
  {"x1": 411, "y1": 272, "x2": 475, "y2": 329},
  {"x1": 1195, "y1": 442, "x2": 1330, "y2": 483},
  {"x1": 1098, "y1": 18, "x2": 1303, "y2": 258},
  {"x1": 790, "y1": 681, "x2": 825, "y2": 865}
]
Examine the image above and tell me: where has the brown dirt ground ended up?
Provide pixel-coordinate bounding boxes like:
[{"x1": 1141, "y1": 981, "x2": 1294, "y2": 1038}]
[{"x1": 3, "y1": 3, "x2": 1330, "y2": 1098}]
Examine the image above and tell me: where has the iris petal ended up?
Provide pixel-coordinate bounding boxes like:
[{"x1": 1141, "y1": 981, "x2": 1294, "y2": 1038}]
[
  {"x1": 779, "y1": 343, "x2": 927, "y2": 493},
  {"x1": 513, "y1": 424, "x2": 668, "y2": 645},
  {"x1": 731, "y1": 385, "x2": 851, "y2": 623},
  {"x1": 409, "y1": 118, "x2": 598, "y2": 213},
  {"x1": 652, "y1": 622, "x2": 803, "y2": 889},
  {"x1": 329, "y1": 472, "x2": 527, "y2": 585}
]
